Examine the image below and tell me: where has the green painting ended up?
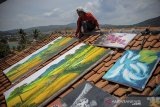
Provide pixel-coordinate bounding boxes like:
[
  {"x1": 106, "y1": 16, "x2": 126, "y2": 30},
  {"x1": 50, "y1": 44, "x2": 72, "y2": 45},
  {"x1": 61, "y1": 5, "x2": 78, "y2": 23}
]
[
  {"x1": 4, "y1": 43, "x2": 111, "y2": 107},
  {"x1": 3, "y1": 37, "x2": 77, "y2": 83}
]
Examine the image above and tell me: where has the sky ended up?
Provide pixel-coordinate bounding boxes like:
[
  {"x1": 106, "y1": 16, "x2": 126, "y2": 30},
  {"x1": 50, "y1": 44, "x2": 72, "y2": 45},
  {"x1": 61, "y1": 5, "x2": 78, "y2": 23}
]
[{"x1": 0, "y1": 0, "x2": 160, "y2": 31}]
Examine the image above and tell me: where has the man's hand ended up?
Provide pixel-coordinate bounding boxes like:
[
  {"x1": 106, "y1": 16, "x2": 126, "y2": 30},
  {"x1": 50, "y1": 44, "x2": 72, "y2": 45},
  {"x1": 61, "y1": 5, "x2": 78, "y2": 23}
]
[
  {"x1": 97, "y1": 26, "x2": 101, "y2": 31},
  {"x1": 75, "y1": 33, "x2": 79, "y2": 38}
]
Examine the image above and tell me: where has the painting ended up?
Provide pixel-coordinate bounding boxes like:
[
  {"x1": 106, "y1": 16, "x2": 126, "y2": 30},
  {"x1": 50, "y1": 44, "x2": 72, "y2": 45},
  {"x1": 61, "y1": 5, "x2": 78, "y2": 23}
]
[
  {"x1": 48, "y1": 99, "x2": 64, "y2": 107},
  {"x1": 103, "y1": 50, "x2": 160, "y2": 91},
  {"x1": 94, "y1": 33, "x2": 136, "y2": 48},
  {"x1": 59, "y1": 81, "x2": 118, "y2": 107},
  {"x1": 119, "y1": 95, "x2": 160, "y2": 107},
  {"x1": 3, "y1": 37, "x2": 77, "y2": 83},
  {"x1": 4, "y1": 43, "x2": 112, "y2": 107}
]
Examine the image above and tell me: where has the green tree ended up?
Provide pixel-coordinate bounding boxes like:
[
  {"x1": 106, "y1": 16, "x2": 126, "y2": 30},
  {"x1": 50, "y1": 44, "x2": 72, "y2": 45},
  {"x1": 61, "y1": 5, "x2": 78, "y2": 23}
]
[
  {"x1": 17, "y1": 45, "x2": 21, "y2": 51},
  {"x1": 0, "y1": 38, "x2": 11, "y2": 58},
  {"x1": 18, "y1": 29, "x2": 27, "y2": 49},
  {"x1": 12, "y1": 46, "x2": 16, "y2": 51},
  {"x1": 33, "y1": 29, "x2": 40, "y2": 40}
]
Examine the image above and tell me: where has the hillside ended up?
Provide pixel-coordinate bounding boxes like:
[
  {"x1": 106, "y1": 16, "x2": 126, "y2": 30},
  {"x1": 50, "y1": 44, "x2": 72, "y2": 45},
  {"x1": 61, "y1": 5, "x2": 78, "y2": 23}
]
[
  {"x1": 0, "y1": 16, "x2": 160, "y2": 36},
  {"x1": 133, "y1": 16, "x2": 160, "y2": 27}
]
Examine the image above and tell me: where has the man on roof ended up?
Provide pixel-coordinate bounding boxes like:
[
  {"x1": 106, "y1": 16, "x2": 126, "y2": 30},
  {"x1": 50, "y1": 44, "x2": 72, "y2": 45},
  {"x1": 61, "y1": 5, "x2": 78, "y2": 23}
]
[{"x1": 75, "y1": 8, "x2": 100, "y2": 38}]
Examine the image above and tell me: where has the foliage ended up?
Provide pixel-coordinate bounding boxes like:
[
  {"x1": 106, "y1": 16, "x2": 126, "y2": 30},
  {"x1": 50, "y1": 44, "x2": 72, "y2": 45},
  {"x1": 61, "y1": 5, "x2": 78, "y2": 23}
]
[
  {"x1": 139, "y1": 50, "x2": 160, "y2": 64},
  {"x1": 17, "y1": 29, "x2": 27, "y2": 50},
  {"x1": 0, "y1": 38, "x2": 11, "y2": 58},
  {"x1": 32, "y1": 29, "x2": 40, "y2": 40}
]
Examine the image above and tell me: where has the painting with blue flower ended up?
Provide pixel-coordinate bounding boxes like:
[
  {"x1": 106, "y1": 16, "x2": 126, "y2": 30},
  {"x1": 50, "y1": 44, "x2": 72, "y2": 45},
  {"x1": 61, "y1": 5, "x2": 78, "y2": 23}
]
[{"x1": 103, "y1": 50, "x2": 160, "y2": 91}]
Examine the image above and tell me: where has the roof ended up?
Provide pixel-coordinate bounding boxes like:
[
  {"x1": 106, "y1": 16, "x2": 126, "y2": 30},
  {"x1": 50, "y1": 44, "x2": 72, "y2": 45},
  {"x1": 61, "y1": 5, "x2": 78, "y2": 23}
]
[{"x1": 0, "y1": 27, "x2": 160, "y2": 107}]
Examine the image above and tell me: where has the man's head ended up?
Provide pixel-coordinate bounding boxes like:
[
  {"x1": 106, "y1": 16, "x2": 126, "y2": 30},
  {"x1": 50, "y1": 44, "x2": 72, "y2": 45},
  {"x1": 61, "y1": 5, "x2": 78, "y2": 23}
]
[{"x1": 76, "y1": 8, "x2": 85, "y2": 17}]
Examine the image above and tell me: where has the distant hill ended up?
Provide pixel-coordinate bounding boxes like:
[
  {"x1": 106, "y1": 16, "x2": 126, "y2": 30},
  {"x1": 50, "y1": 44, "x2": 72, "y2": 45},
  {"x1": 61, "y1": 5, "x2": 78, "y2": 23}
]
[
  {"x1": 102, "y1": 16, "x2": 160, "y2": 28},
  {"x1": 133, "y1": 16, "x2": 160, "y2": 27},
  {"x1": 0, "y1": 16, "x2": 159, "y2": 36},
  {"x1": 0, "y1": 24, "x2": 74, "y2": 36}
]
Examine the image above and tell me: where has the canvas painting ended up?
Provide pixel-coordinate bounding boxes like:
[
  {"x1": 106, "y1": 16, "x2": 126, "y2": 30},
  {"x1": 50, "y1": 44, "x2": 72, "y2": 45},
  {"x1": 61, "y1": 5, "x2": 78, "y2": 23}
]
[
  {"x1": 60, "y1": 81, "x2": 118, "y2": 107},
  {"x1": 94, "y1": 33, "x2": 136, "y2": 48},
  {"x1": 3, "y1": 37, "x2": 77, "y2": 83},
  {"x1": 103, "y1": 50, "x2": 160, "y2": 91},
  {"x1": 119, "y1": 95, "x2": 160, "y2": 107},
  {"x1": 4, "y1": 43, "x2": 112, "y2": 107}
]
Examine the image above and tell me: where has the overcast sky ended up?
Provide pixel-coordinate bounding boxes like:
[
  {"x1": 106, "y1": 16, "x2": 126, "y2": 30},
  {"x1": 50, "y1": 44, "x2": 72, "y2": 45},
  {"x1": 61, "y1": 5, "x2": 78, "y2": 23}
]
[{"x1": 0, "y1": 0, "x2": 160, "y2": 31}]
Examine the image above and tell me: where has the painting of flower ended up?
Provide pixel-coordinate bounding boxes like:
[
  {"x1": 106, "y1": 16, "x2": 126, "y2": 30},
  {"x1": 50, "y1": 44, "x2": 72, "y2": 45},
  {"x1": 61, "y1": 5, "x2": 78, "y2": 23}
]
[
  {"x1": 94, "y1": 33, "x2": 136, "y2": 49},
  {"x1": 103, "y1": 50, "x2": 160, "y2": 91}
]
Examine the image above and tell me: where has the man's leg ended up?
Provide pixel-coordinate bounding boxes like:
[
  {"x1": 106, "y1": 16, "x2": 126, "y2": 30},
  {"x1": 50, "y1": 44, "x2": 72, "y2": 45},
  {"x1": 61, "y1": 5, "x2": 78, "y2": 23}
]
[
  {"x1": 87, "y1": 22, "x2": 96, "y2": 32},
  {"x1": 82, "y1": 21, "x2": 88, "y2": 33},
  {"x1": 82, "y1": 21, "x2": 96, "y2": 33}
]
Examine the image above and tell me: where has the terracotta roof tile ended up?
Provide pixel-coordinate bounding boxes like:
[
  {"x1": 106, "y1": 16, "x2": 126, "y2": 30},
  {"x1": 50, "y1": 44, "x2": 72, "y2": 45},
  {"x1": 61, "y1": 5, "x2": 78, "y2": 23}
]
[
  {"x1": 130, "y1": 45, "x2": 141, "y2": 50},
  {"x1": 112, "y1": 50, "x2": 118, "y2": 55},
  {"x1": 4, "y1": 59, "x2": 15, "y2": 66},
  {"x1": 143, "y1": 41, "x2": 152, "y2": 48},
  {"x1": 141, "y1": 87, "x2": 152, "y2": 95},
  {"x1": 128, "y1": 40, "x2": 136, "y2": 47},
  {"x1": 0, "y1": 78, "x2": 7, "y2": 83},
  {"x1": 147, "y1": 36, "x2": 159, "y2": 42},
  {"x1": 0, "y1": 95, "x2": 5, "y2": 101},
  {"x1": 103, "y1": 84, "x2": 119, "y2": 93},
  {"x1": 103, "y1": 64, "x2": 113, "y2": 72},
  {"x1": 137, "y1": 35, "x2": 145, "y2": 41},
  {"x1": 0, "y1": 85, "x2": 6, "y2": 90},
  {"x1": 72, "y1": 78, "x2": 85, "y2": 88},
  {"x1": 111, "y1": 53, "x2": 123, "y2": 60},
  {"x1": 83, "y1": 70, "x2": 95, "y2": 79},
  {"x1": 104, "y1": 60, "x2": 115, "y2": 67},
  {"x1": 0, "y1": 73, "x2": 4, "y2": 77},
  {"x1": 97, "y1": 66, "x2": 107, "y2": 74},
  {"x1": 149, "y1": 90, "x2": 154, "y2": 96},
  {"x1": 3, "y1": 82, "x2": 11, "y2": 88},
  {"x1": 0, "y1": 62, "x2": 10, "y2": 70},
  {"x1": 147, "y1": 77, "x2": 156, "y2": 89},
  {"x1": 95, "y1": 80, "x2": 109, "y2": 88},
  {"x1": 134, "y1": 35, "x2": 141, "y2": 40},
  {"x1": 133, "y1": 40, "x2": 141, "y2": 47},
  {"x1": 149, "y1": 40, "x2": 158, "y2": 48},
  {"x1": 155, "y1": 75, "x2": 160, "y2": 84},
  {"x1": 2, "y1": 79, "x2": 9, "y2": 84},
  {"x1": 87, "y1": 72, "x2": 105, "y2": 83},
  {"x1": 153, "y1": 66, "x2": 160, "y2": 75},
  {"x1": 114, "y1": 88, "x2": 128, "y2": 97},
  {"x1": 125, "y1": 46, "x2": 131, "y2": 50},
  {"x1": 153, "y1": 42, "x2": 160, "y2": 48},
  {"x1": 93, "y1": 62, "x2": 104, "y2": 72},
  {"x1": 103, "y1": 55, "x2": 112, "y2": 62},
  {"x1": 59, "y1": 88, "x2": 74, "y2": 98},
  {"x1": 130, "y1": 91, "x2": 141, "y2": 95}
]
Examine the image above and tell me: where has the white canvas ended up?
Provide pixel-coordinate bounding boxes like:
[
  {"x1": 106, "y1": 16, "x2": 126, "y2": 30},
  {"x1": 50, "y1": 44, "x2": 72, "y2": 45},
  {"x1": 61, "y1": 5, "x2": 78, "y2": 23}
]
[{"x1": 94, "y1": 33, "x2": 137, "y2": 49}]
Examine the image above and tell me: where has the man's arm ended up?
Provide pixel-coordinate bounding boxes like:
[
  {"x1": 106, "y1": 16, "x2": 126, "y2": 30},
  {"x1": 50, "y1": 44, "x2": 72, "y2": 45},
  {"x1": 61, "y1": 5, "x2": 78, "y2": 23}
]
[{"x1": 75, "y1": 17, "x2": 82, "y2": 35}]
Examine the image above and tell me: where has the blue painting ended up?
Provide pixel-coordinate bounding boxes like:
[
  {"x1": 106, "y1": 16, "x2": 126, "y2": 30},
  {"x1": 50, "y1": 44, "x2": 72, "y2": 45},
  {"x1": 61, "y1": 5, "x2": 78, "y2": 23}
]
[{"x1": 103, "y1": 50, "x2": 160, "y2": 91}]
